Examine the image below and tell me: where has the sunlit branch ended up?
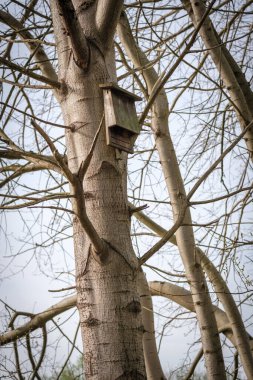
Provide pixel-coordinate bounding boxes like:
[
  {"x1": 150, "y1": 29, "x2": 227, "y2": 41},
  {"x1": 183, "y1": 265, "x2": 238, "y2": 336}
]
[{"x1": 95, "y1": 0, "x2": 124, "y2": 47}]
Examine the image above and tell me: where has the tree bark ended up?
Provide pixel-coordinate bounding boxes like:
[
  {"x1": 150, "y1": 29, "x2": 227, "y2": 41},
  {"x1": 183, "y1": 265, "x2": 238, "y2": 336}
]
[
  {"x1": 133, "y1": 207, "x2": 253, "y2": 378},
  {"x1": 118, "y1": 14, "x2": 226, "y2": 379},
  {"x1": 2, "y1": 281, "x2": 253, "y2": 357},
  {"x1": 50, "y1": 2, "x2": 146, "y2": 378},
  {"x1": 138, "y1": 271, "x2": 166, "y2": 379}
]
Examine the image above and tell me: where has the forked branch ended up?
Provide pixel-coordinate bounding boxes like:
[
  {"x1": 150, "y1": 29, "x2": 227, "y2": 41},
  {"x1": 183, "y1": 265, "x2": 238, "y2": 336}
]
[{"x1": 56, "y1": 0, "x2": 90, "y2": 70}]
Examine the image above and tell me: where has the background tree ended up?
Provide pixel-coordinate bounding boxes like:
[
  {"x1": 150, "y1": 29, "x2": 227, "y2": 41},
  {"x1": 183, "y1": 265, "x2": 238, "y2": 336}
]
[{"x1": 0, "y1": 0, "x2": 252, "y2": 379}]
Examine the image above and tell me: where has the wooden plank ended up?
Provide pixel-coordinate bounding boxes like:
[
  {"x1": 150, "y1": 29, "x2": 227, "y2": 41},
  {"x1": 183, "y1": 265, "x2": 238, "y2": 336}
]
[{"x1": 99, "y1": 82, "x2": 142, "y2": 101}]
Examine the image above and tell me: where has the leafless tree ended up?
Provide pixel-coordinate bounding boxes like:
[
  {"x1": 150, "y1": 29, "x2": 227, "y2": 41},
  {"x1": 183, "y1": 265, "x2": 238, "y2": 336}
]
[{"x1": 0, "y1": 0, "x2": 252, "y2": 379}]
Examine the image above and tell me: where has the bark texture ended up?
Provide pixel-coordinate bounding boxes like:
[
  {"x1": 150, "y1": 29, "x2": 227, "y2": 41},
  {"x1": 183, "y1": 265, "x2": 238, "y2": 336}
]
[
  {"x1": 51, "y1": 2, "x2": 146, "y2": 378},
  {"x1": 118, "y1": 14, "x2": 226, "y2": 380},
  {"x1": 138, "y1": 271, "x2": 166, "y2": 380}
]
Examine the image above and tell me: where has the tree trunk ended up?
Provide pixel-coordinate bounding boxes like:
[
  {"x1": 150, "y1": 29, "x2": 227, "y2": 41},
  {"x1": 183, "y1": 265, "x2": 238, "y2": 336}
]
[
  {"x1": 134, "y1": 206, "x2": 253, "y2": 378},
  {"x1": 50, "y1": 2, "x2": 146, "y2": 378},
  {"x1": 138, "y1": 271, "x2": 166, "y2": 379},
  {"x1": 118, "y1": 14, "x2": 226, "y2": 379}
]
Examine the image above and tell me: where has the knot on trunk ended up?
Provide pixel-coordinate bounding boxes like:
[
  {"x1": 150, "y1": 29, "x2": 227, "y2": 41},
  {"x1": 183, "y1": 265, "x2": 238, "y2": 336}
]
[
  {"x1": 83, "y1": 315, "x2": 100, "y2": 327},
  {"x1": 78, "y1": 0, "x2": 96, "y2": 12},
  {"x1": 116, "y1": 369, "x2": 146, "y2": 379},
  {"x1": 125, "y1": 300, "x2": 141, "y2": 314},
  {"x1": 90, "y1": 239, "x2": 110, "y2": 265}
]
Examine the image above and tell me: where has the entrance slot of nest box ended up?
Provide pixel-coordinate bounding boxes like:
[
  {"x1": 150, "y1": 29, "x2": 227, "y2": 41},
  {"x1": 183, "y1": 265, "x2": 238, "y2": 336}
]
[{"x1": 100, "y1": 83, "x2": 142, "y2": 153}]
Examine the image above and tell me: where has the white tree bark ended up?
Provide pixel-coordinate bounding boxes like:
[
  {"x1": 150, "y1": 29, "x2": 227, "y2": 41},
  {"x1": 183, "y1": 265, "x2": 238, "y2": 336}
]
[
  {"x1": 149, "y1": 280, "x2": 253, "y2": 354},
  {"x1": 133, "y1": 207, "x2": 253, "y2": 378},
  {"x1": 50, "y1": 1, "x2": 146, "y2": 378},
  {"x1": 137, "y1": 271, "x2": 166, "y2": 379},
  {"x1": 181, "y1": 0, "x2": 253, "y2": 158},
  {"x1": 118, "y1": 14, "x2": 226, "y2": 379}
]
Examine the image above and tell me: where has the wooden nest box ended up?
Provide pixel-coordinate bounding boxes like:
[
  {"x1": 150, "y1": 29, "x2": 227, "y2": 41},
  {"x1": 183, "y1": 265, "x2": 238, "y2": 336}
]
[{"x1": 100, "y1": 83, "x2": 142, "y2": 153}]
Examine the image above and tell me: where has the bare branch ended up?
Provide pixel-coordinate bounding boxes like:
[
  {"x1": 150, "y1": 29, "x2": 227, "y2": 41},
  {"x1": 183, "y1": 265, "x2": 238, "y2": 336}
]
[
  {"x1": 0, "y1": 193, "x2": 72, "y2": 210},
  {"x1": 138, "y1": 204, "x2": 187, "y2": 266},
  {"x1": 187, "y1": 120, "x2": 253, "y2": 200},
  {"x1": 133, "y1": 207, "x2": 253, "y2": 373},
  {"x1": 0, "y1": 162, "x2": 57, "y2": 189},
  {"x1": 96, "y1": 0, "x2": 124, "y2": 47},
  {"x1": 56, "y1": 0, "x2": 90, "y2": 70},
  {"x1": 0, "y1": 56, "x2": 61, "y2": 89},
  {"x1": 0, "y1": 296, "x2": 77, "y2": 346},
  {"x1": 2, "y1": 281, "x2": 252, "y2": 357},
  {"x1": 30, "y1": 119, "x2": 73, "y2": 181},
  {"x1": 181, "y1": 0, "x2": 253, "y2": 157},
  {"x1": 183, "y1": 347, "x2": 203, "y2": 380},
  {"x1": 77, "y1": 114, "x2": 104, "y2": 181},
  {"x1": 138, "y1": 0, "x2": 217, "y2": 126},
  {"x1": 149, "y1": 281, "x2": 253, "y2": 352},
  {"x1": 0, "y1": 9, "x2": 58, "y2": 82}
]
